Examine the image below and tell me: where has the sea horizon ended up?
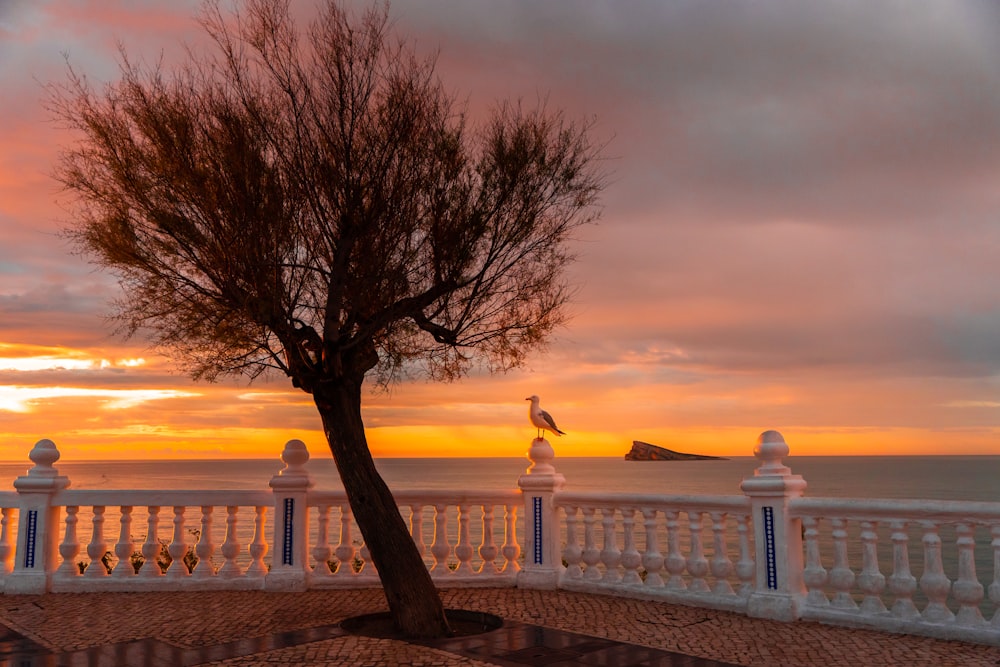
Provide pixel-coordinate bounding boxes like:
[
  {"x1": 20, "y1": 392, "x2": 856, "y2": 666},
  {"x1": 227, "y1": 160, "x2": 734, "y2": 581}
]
[{"x1": 2, "y1": 454, "x2": 998, "y2": 502}]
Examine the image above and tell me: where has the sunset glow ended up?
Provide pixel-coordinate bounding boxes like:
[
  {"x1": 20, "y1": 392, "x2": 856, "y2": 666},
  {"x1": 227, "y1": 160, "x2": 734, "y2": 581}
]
[{"x1": 1, "y1": 1, "x2": 1000, "y2": 461}]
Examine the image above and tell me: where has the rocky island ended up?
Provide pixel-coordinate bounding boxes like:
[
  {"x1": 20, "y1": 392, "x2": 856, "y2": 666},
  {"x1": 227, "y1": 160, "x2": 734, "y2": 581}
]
[{"x1": 625, "y1": 441, "x2": 728, "y2": 461}]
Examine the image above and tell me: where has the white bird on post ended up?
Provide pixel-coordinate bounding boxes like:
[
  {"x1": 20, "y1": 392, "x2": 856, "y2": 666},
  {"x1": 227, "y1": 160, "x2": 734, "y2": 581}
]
[{"x1": 526, "y1": 395, "x2": 565, "y2": 438}]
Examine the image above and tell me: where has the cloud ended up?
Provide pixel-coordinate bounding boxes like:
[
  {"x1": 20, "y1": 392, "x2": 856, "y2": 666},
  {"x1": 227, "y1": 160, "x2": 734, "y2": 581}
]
[{"x1": 1, "y1": 0, "x2": 999, "y2": 455}]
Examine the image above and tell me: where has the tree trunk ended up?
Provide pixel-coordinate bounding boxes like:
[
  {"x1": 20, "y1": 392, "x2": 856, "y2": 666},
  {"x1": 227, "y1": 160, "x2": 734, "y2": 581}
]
[{"x1": 313, "y1": 379, "x2": 451, "y2": 639}]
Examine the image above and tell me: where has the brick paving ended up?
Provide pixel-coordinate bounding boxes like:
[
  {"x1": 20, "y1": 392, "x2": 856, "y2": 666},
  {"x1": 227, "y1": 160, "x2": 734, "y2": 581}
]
[{"x1": 0, "y1": 588, "x2": 998, "y2": 666}]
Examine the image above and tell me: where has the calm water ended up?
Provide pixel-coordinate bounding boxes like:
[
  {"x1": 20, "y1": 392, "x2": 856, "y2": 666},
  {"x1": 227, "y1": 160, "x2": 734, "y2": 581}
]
[{"x1": 0, "y1": 455, "x2": 997, "y2": 502}]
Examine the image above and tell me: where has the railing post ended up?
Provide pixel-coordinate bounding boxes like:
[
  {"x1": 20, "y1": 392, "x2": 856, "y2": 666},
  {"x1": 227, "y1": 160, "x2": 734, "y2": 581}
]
[
  {"x1": 517, "y1": 436, "x2": 565, "y2": 589},
  {"x1": 740, "y1": 430, "x2": 807, "y2": 621},
  {"x1": 7, "y1": 440, "x2": 70, "y2": 593},
  {"x1": 265, "y1": 439, "x2": 314, "y2": 591}
]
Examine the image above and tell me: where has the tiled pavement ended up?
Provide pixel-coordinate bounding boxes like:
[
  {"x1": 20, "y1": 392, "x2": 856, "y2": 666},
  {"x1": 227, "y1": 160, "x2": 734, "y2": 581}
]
[{"x1": 0, "y1": 588, "x2": 998, "y2": 666}]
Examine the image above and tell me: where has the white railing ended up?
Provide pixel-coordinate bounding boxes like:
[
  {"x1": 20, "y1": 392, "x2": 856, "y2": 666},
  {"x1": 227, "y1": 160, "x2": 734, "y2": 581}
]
[
  {"x1": 791, "y1": 497, "x2": 1000, "y2": 644},
  {"x1": 2, "y1": 431, "x2": 1000, "y2": 646},
  {"x1": 306, "y1": 489, "x2": 521, "y2": 588},
  {"x1": 554, "y1": 493, "x2": 753, "y2": 613},
  {"x1": 47, "y1": 490, "x2": 273, "y2": 591}
]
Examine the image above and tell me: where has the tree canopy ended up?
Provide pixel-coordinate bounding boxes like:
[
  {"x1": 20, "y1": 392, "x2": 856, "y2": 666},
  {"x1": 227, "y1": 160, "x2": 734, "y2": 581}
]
[
  {"x1": 52, "y1": 0, "x2": 602, "y2": 394},
  {"x1": 50, "y1": 0, "x2": 603, "y2": 638}
]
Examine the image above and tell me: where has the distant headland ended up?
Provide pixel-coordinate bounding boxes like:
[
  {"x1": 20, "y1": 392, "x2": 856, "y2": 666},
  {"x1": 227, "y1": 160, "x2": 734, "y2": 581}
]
[{"x1": 625, "y1": 441, "x2": 729, "y2": 461}]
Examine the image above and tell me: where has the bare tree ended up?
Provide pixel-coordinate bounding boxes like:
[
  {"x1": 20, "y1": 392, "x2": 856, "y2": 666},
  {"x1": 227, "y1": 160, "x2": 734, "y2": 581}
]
[{"x1": 49, "y1": 0, "x2": 602, "y2": 638}]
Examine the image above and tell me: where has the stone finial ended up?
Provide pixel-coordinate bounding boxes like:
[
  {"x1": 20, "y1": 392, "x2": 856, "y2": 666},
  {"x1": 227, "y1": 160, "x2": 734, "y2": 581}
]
[
  {"x1": 14, "y1": 439, "x2": 70, "y2": 491},
  {"x1": 526, "y1": 436, "x2": 556, "y2": 475},
  {"x1": 753, "y1": 430, "x2": 791, "y2": 476},
  {"x1": 269, "y1": 439, "x2": 313, "y2": 489},
  {"x1": 280, "y1": 439, "x2": 310, "y2": 470},
  {"x1": 27, "y1": 439, "x2": 60, "y2": 476}
]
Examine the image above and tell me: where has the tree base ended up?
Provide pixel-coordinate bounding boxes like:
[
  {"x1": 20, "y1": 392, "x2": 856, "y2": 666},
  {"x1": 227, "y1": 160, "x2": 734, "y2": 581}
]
[{"x1": 341, "y1": 609, "x2": 502, "y2": 639}]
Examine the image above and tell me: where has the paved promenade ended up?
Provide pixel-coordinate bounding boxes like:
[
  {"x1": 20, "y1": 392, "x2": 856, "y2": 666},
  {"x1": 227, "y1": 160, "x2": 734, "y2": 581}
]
[{"x1": 0, "y1": 588, "x2": 999, "y2": 666}]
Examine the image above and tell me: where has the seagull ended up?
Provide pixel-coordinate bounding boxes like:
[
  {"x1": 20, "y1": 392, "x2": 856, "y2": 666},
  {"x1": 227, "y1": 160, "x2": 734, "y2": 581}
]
[{"x1": 526, "y1": 395, "x2": 565, "y2": 438}]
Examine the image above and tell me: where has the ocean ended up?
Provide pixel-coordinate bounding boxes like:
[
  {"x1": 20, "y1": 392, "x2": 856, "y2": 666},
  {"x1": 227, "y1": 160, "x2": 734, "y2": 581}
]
[{"x1": 0, "y1": 455, "x2": 997, "y2": 503}]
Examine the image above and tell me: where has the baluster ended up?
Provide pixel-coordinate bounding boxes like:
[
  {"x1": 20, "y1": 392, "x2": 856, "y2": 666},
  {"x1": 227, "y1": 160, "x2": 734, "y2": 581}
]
[
  {"x1": 409, "y1": 504, "x2": 426, "y2": 566},
  {"x1": 887, "y1": 520, "x2": 918, "y2": 619},
  {"x1": 479, "y1": 504, "x2": 500, "y2": 575},
  {"x1": 501, "y1": 504, "x2": 520, "y2": 573},
  {"x1": 430, "y1": 504, "x2": 450, "y2": 575},
  {"x1": 359, "y1": 542, "x2": 376, "y2": 576},
  {"x1": 710, "y1": 512, "x2": 735, "y2": 596},
  {"x1": 829, "y1": 517, "x2": 857, "y2": 609},
  {"x1": 989, "y1": 526, "x2": 1000, "y2": 626},
  {"x1": 735, "y1": 514, "x2": 754, "y2": 597},
  {"x1": 191, "y1": 506, "x2": 214, "y2": 579},
  {"x1": 113, "y1": 506, "x2": 135, "y2": 578},
  {"x1": 953, "y1": 523, "x2": 985, "y2": 625},
  {"x1": 802, "y1": 516, "x2": 828, "y2": 607},
  {"x1": 166, "y1": 506, "x2": 189, "y2": 578},
  {"x1": 140, "y1": 506, "x2": 163, "y2": 578},
  {"x1": 58, "y1": 506, "x2": 81, "y2": 577},
  {"x1": 599, "y1": 507, "x2": 621, "y2": 584},
  {"x1": 620, "y1": 508, "x2": 642, "y2": 585},
  {"x1": 581, "y1": 507, "x2": 600, "y2": 580},
  {"x1": 919, "y1": 521, "x2": 954, "y2": 622},
  {"x1": 311, "y1": 505, "x2": 333, "y2": 577},
  {"x1": 562, "y1": 506, "x2": 583, "y2": 580},
  {"x1": 246, "y1": 505, "x2": 268, "y2": 577},
  {"x1": 664, "y1": 510, "x2": 686, "y2": 589},
  {"x1": 0, "y1": 507, "x2": 14, "y2": 574},
  {"x1": 334, "y1": 504, "x2": 356, "y2": 576},
  {"x1": 454, "y1": 504, "x2": 474, "y2": 575},
  {"x1": 218, "y1": 506, "x2": 242, "y2": 578},
  {"x1": 857, "y1": 520, "x2": 886, "y2": 614},
  {"x1": 641, "y1": 508, "x2": 664, "y2": 588},
  {"x1": 85, "y1": 506, "x2": 109, "y2": 577},
  {"x1": 686, "y1": 511, "x2": 709, "y2": 593}
]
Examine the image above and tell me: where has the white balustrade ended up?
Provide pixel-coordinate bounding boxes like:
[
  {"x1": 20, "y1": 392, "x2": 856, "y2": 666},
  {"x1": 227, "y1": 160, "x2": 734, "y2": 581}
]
[
  {"x1": 791, "y1": 497, "x2": 1000, "y2": 643},
  {"x1": 302, "y1": 490, "x2": 521, "y2": 586},
  {"x1": 46, "y1": 490, "x2": 273, "y2": 591},
  {"x1": 554, "y1": 493, "x2": 752, "y2": 613},
  {"x1": 6, "y1": 434, "x2": 1000, "y2": 648}
]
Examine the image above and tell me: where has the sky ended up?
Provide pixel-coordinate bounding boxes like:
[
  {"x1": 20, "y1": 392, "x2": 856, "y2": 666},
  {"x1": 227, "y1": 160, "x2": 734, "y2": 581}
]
[{"x1": 1, "y1": 0, "x2": 1000, "y2": 462}]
